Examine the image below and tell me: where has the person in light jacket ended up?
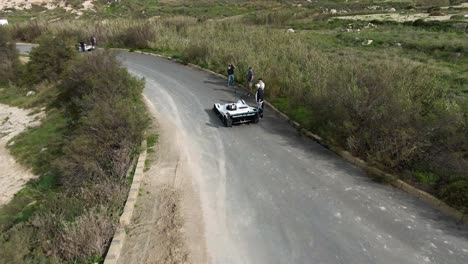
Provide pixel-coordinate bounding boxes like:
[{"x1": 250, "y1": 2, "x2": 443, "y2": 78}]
[
  {"x1": 90, "y1": 35, "x2": 97, "y2": 49},
  {"x1": 255, "y1": 78, "x2": 265, "y2": 118}
]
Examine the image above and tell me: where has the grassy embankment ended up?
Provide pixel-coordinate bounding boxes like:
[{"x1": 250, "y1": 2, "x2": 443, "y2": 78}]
[
  {"x1": 0, "y1": 27, "x2": 148, "y2": 263},
  {"x1": 3, "y1": 0, "x2": 467, "y2": 211}
]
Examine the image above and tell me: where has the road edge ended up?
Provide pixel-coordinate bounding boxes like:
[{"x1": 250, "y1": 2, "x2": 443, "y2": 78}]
[
  {"x1": 125, "y1": 49, "x2": 467, "y2": 225},
  {"x1": 104, "y1": 140, "x2": 148, "y2": 264}
]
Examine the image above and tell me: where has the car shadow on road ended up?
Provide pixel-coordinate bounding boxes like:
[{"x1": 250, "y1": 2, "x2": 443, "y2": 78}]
[
  {"x1": 218, "y1": 99, "x2": 235, "y2": 104},
  {"x1": 213, "y1": 88, "x2": 236, "y2": 94},
  {"x1": 204, "y1": 79, "x2": 227, "y2": 86},
  {"x1": 205, "y1": 108, "x2": 222, "y2": 128},
  {"x1": 204, "y1": 108, "x2": 247, "y2": 128}
]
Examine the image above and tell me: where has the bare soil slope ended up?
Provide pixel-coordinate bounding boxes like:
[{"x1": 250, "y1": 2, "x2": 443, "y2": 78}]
[{"x1": 0, "y1": 103, "x2": 43, "y2": 205}]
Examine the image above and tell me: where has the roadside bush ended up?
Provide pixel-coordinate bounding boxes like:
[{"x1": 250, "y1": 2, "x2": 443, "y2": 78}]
[
  {"x1": 1, "y1": 42, "x2": 146, "y2": 262},
  {"x1": 440, "y1": 180, "x2": 468, "y2": 211},
  {"x1": 183, "y1": 41, "x2": 212, "y2": 65},
  {"x1": 301, "y1": 56, "x2": 449, "y2": 170},
  {"x1": 58, "y1": 50, "x2": 142, "y2": 117},
  {"x1": 12, "y1": 20, "x2": 47, "y2": 42},
  {"x1": 116, "y1": 22, "x2": 157, "y2": 49},
  {"x1": 54, "y1": 208, "x2": 115, "y2": 262},
  {"x1": 0, "y1": 27, "x2": 20, "y2": 84},
  {"x1": 10, "y1": 178, "x2": 128, "y2": 263},
  {"x1": 413, "y1": 172, "x2": 440, "y2": 186},
  {"x1": 56, "y1": 50, "x2": 146, "y2": 186},
  {"x1": 25, "y1": 35, "x2": 76, "y2": 85}
]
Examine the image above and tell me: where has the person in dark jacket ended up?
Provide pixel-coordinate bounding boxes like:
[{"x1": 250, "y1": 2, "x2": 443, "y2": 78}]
[
  {"x1": 246, "y1": 66, "x2": 254, "y2": 96},
  {"x1": 255, "y1": 78, "x2": 265, "y2": 118},
  {"x1": 227, "y1": 63, "x2": 235, "y2": 87}
]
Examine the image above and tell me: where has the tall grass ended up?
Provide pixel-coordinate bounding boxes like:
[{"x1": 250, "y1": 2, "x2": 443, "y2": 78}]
[{"x1": 7, "y1": 17, "x2": 467, "y2": 209}]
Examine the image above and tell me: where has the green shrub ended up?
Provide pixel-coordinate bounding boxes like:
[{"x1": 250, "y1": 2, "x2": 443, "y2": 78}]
[
  {"x1": 1, "y1": 43, "x2": 146, "y2": 263},
  {"x1": 56, "y1": 50, "x2": 147, "y2": 186},
  {"x1": 0, "y1": 27, "x2": 21, "y2": 85},
  {"x1": 25, "y1": 35, "x2": 76, "y2": 85},
  {"x1": 440, "y1": 180, "x2": 468, "y2": 211},
  {"x1": 57, "y1": 50, "x2": 143, "y2": 119},
  {"x1": 12, "y1": 20, "x2": 47, "y2": 42},
  {"x1": 309, "y1": 57, "x2": 449, "y2": 170},
  {"x1": 413, "y1": 172, "x2": 440, "y2": 186},
  {"x1": 116, "y1": 22, "x2": 157, "y2": 49},
  {"x1": 183, "y1": 41, "x2": 212, "y2": 65}
]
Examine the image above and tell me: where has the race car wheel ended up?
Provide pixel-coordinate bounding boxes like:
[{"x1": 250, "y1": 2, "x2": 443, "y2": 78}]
[
  {"x1": 225, "y1": 114, "x2": 233, "y2": 127},
  {"x1": 253, "y1": 115, "x2": 260, "y2": 124}
]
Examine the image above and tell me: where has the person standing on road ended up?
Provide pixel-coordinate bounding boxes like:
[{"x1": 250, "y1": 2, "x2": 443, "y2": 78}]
[
  {"x1": 255, "y1": 78, "x2": 265, "y2": 118},
  {"x1": 246, "y1": 66, "x2": 254, "y2": 97},
  {"x1": 227, "y1": 63, "x2": 235, "y2": 87},
  {"x1": 90, "y1": 35, "x2": 97, "y2": 50}
]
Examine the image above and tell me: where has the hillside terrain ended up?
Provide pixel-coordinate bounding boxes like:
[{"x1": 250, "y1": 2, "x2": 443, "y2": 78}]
[{"x1": 1, "y1": 0, "x2": 468, "y2": 20}]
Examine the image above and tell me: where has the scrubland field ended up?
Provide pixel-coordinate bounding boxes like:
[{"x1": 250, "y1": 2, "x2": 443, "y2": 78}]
[{"x1": 0, "y1": 0, "x2": 467, "y2": 262}]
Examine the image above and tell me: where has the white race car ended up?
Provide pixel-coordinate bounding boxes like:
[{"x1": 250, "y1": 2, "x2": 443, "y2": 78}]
[{"x1": 213, "y1": 99, "x2": 260, "y2": 127}]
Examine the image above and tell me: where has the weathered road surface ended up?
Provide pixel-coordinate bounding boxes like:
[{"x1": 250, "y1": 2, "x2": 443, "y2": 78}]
[{"x1": 18, "y1": 44, "x2": 468, "y2": 264}]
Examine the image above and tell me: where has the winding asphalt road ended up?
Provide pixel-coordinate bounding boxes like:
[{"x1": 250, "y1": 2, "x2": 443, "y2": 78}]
[{"x1": 18, "y1": 44, "x2": 468, "y2": 264}]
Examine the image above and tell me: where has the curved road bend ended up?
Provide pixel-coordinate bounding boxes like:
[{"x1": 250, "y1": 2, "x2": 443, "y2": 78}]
[{"x1": 18, "y1": 44, "x2": 468, "y2": 264}]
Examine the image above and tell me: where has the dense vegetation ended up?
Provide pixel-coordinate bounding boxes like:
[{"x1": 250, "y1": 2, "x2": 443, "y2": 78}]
[{"x1": 0, "y1": 32, "x2": 147, "y2": 262}]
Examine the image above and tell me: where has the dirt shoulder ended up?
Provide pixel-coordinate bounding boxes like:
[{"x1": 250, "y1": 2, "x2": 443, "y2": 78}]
[
  {"x1": 118, "y1": 98, "x2": 207, "y2": 264},
  {"x1": 0, "y1": 103, "x2": 43, "y2": 205}
]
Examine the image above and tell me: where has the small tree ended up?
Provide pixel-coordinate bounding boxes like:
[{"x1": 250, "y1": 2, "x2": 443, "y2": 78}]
[{"x1": 25, "y1": 35, "x2": 76, "y2": 85}]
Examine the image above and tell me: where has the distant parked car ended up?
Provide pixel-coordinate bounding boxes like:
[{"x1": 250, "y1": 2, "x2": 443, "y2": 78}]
[{"x1": 0, "y1": 19, "x2": 8, "y2": 26}]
